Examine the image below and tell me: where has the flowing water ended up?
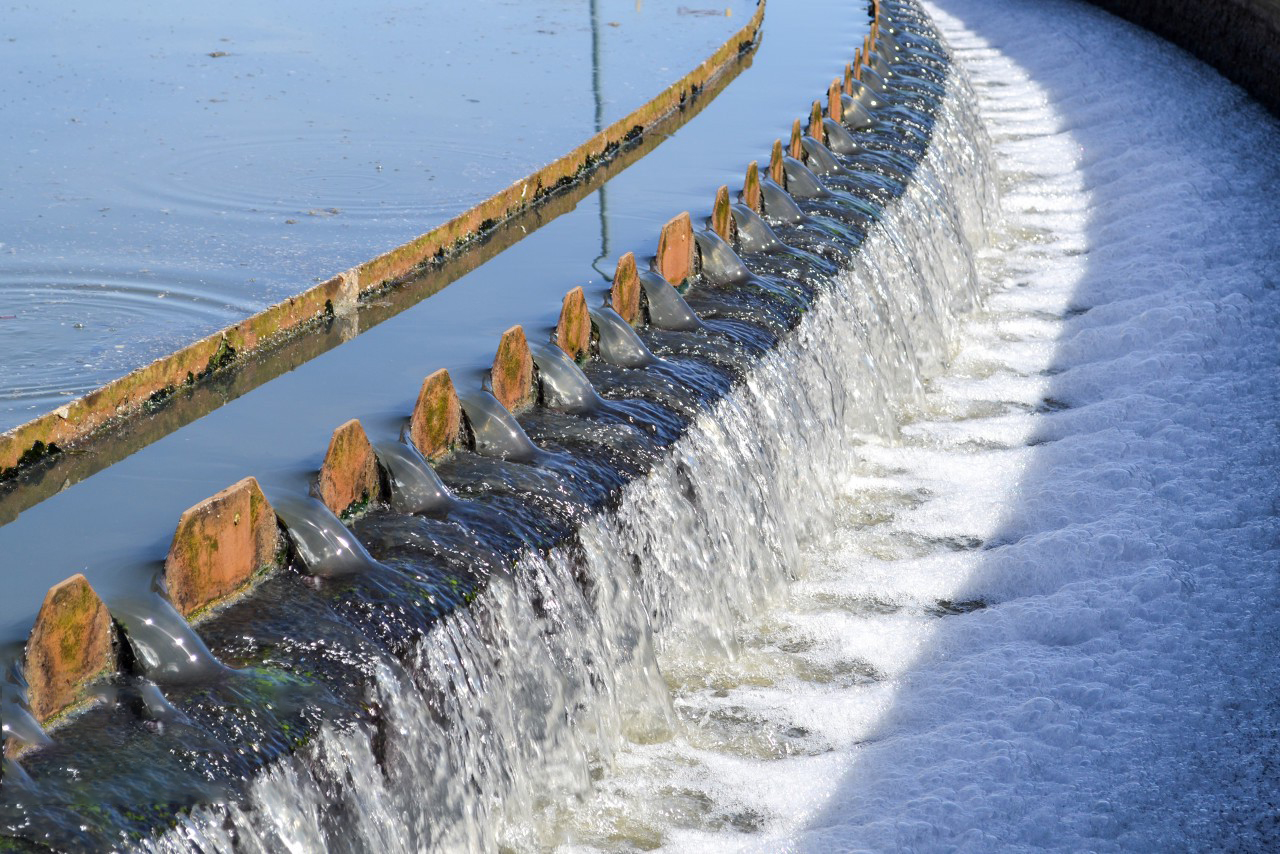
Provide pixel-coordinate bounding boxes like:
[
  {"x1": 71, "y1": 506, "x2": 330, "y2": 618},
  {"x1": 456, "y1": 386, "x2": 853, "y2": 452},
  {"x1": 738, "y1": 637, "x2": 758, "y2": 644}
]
[{"x1": 76, "y1": 5, "x2": 1005, "y2": 849}]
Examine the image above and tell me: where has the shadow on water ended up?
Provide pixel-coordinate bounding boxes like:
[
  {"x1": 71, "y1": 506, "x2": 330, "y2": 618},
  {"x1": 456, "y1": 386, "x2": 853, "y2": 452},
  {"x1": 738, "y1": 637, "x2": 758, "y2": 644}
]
[{"x1": 798, "y1": 0, "x2": 1280, "y2": 849}]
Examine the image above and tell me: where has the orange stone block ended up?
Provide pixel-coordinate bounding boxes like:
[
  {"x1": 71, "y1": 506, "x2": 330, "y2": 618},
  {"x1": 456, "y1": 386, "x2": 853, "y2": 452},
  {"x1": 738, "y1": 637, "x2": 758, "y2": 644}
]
[
  {"x1": 611, "y1": 252, "x2": 641, "y2": 325},
  {"x1": 315, "y1": 419, "x2": 380, "y2": 517},
  {"x1": 24, "y1": 574, "x2": 114, "y2": 725},
  {"x1": 844, "y1": 62, "x2": 854, "y2": 96},
  {"x1": 743, "y1": 161, "x2": 763, "y2": 213},
  {"x1": 409, "y1": 369, "x2": 463, "y2": 462},
  {"x1": 711, "y1": 185, "x2": 734, "y2": 244},
  {"x1": 809, "y1": 100, "x2": 825, "y2": 142},
  {"x1": 770, "y1": 139, "x2": 785, "y2": 185},
  {"x1": 491, "y1": 325, "x2": 535, "y2": 412},
  {"x1": 164, "y1": 476, "x2": 281, "y2": 619},
  {"x1": 830, "y1": 79, "x2": 844, "y2": 122},
  {"x1": 655, "y1": 212, "x2": 694, "y2": 286},
  {"x1": 556, "y1": 287, "x2": 591, "y2": 362},
  {"x1": 789, "y1": 119, "x2": 804, "y2": 160}
]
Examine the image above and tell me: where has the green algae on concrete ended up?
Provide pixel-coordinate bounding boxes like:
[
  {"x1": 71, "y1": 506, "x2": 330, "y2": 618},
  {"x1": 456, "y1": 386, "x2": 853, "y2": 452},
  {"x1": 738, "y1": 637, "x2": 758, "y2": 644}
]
[
  {"x1": 611, "y1": 252, "x2": 642, "y2": 325},
  {"x1": 164, "y1": 477, "x2": 282, "y2": 620},
  {"x1": 743, "y1": 160, "x2": 763, "y2": 213},
  {"x1": 409, "y1": 369, "x2": 464, "y2": 462},
  {"x1": 491, "y1": 326, "x2": 535, "y2": 413},
  {"x1": 315, "y1": 419, "x2": 381, "y2": 519},
  {"x1": 23, "y1": 574, "x2": 114, "y2": 727},
  {"x1": 655, "y1": 212, "x2": 695, "y2": 286},
  {"x1": 711, "y1": 186, "x2": 735, "y2": 244},
  {"x1": 555, "y1": 287, "x2": 592, "y2": 363}
]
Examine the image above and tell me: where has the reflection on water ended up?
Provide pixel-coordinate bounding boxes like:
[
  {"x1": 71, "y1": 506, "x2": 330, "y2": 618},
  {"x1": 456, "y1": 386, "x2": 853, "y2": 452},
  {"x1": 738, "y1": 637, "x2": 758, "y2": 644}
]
[{"x1": 0, "y1": 0, "x2": 750, "y2": 430}]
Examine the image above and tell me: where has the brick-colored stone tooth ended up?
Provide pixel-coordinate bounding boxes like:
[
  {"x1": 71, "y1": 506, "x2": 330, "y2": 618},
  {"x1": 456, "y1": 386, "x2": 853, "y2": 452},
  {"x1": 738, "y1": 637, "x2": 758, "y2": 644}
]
[
  {"x1": 611, "y1": 252, "x2": 641, "y2": 326},
  {"x1": 844, "y1": 62, "x2": 854, "y2": 96},
  {"x1": 315, "y1": 419, "x2": 380, "y2": 518},
  {"x1": 655, "y1": 212, "x2": 694, "y2": 286},
  {"x1": 409, "y1": 369, "x2": 463, "y2": 462},
  {"x1": 770, "y1": 139, "x2": 785, "y2": 185},
  {"x1": 164, "y1": 477, "x2": 281, "y2": 620},
  {"x1": 854, "y1": 49, "x2": 864, "y2": 81},
  {"x1": 789, "y1": 119, "x2": 804, "y2": 160},
  {"x1": 556, "y1": 287, "x2": 591, "y2": 362},
  {"x1": 809, "y1": 100, "x2": 825, "y2": 143},
  {"x1": 742, "y1": 161, "x2": 763, "y2": 214},
  {"x1": 24, "y1": 574, "x2": 114, "y2": 726},
  {"x1": 829, "y1": 79, "x2": 844, "y2": 123},
  {"x1": 491, "y1": 325, "x2": 535, "y2": 412},
  {"x1": 711, "y1": 185, "x2": 735, "y2": 244}
]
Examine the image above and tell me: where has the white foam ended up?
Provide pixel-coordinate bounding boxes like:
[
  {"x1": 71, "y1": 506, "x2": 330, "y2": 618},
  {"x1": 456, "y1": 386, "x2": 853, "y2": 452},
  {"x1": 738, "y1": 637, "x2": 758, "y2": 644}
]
[{"x1": 557, "y1": 1, "x2": 1280, "y2": 850}]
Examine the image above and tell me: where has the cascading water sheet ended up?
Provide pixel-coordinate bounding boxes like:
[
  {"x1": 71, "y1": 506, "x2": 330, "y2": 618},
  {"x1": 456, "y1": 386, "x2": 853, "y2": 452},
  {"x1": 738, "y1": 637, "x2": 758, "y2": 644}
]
[
  {"x1": 542, "y1": 0, "x2": 1280, "y2": 851},
  {"x1": 139, "y1": 4, "x2": 1006, "y2": 849}
]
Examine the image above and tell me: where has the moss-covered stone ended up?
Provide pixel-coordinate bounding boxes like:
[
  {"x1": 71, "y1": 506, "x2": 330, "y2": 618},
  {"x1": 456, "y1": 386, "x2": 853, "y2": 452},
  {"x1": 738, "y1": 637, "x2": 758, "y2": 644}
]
[
  {"x1": 789, "y1": 119, "x2": 804, "y2": 161},
  {"x1": 409, "y1": 369, "x2": 463, "y2": 462},
  {"x1": 769, "y1": 139, "x2": 785, "y2": 185},
  {"x1": 164, "y1": 477, "x2": 281, "y2": 619},
  {"x1": 315, "y1": 419, "x2": 380, "y2": 518},
  {"x1": 491, "y1": 326, "x2": 534, "y2": 412},
  {"x1": 611, "y1": 252, "x2": 641, "y2": 325},
  {"x1": 743, "y1": 161, "x2": 762, "y2": 214},
  {"x1": 711, "y1": 185, "x2": 734, "y2": 244},
  {"x1": 24, "y1": 574, "x2": 114, "y2": 725},
  {"x1": 655, "y1": 212, "x2": 694, "y2": 286},
  {"x1": 809, "y1": 100, "x2": 825, "y2": 143},
  {"x1": 556, "y1": 287, "x2": 591, "y2": 362}
]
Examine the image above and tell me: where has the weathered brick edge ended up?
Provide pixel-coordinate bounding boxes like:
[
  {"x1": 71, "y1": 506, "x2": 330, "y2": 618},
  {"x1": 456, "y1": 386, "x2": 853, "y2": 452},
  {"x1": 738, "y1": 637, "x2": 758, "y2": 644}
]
[{"x1": 0, "y1": 0, "x2": 768, "y2": 475}]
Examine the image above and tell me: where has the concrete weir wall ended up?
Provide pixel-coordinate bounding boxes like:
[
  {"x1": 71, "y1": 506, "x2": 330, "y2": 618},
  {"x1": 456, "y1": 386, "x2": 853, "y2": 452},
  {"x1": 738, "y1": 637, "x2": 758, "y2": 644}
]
[
  {"x1": 3, "y1": 0, "x2": 780, "y2": 744},
  {"x1": 1085, "y1": 0, "x2": 1280, "y2": 116},
  {"x1": 0, "y1": 0, "x2": 916, "y2": 805}
]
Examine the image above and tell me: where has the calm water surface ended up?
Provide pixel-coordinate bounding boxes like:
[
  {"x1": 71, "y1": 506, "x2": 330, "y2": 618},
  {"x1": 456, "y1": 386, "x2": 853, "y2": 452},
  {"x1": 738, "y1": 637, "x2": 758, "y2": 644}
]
[{"x1": 0, "y1": 0, "x2": 749, "y2": 428}]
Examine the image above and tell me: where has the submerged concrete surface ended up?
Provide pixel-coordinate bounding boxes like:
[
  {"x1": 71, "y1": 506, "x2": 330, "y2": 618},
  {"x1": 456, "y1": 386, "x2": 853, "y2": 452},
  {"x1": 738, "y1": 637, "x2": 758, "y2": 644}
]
[{"x1": 1085, "y1": 0, "x2": 1280, "y2": 116}]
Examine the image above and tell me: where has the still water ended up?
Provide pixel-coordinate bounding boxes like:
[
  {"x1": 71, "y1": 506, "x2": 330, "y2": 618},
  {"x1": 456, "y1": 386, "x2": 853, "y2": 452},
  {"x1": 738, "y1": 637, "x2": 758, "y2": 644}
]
[{"x1": 0, "y1": 0, "x2": 750, "y2": 428}]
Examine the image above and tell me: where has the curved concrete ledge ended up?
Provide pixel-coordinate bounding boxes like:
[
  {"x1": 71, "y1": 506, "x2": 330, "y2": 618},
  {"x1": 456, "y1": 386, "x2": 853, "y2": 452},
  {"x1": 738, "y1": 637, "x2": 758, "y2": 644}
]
[
  {"x1": 1084, "y1": 0, "x2": 1280, "y2": 117},
  {"x1": 0, "y1": 0, "x2": 767, "y2": 480}
]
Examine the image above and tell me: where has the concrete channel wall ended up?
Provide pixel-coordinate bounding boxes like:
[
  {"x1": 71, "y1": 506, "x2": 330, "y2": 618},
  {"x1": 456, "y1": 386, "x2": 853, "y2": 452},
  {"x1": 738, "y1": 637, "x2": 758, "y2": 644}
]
[
  {"x1": 3, "y1": 0, "x2": 915, "y2": 755},
  {"x1": 1085, "y1": 0, "x2": 1280, "y2": 116}
]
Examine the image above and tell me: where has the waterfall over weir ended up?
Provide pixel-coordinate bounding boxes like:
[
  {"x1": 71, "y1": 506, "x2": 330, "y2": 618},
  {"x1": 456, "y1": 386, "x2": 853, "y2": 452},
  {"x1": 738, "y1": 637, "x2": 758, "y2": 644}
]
[{"x1": 2, "y1": 3, "x2": 1002, "y2": 850}]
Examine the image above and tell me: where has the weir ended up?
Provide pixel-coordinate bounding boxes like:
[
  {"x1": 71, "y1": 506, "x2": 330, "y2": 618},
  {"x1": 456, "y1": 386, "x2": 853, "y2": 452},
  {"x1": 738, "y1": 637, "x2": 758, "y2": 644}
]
[{"x1": 0, "y1": 0, "x2": 1006, "y2": 849}]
